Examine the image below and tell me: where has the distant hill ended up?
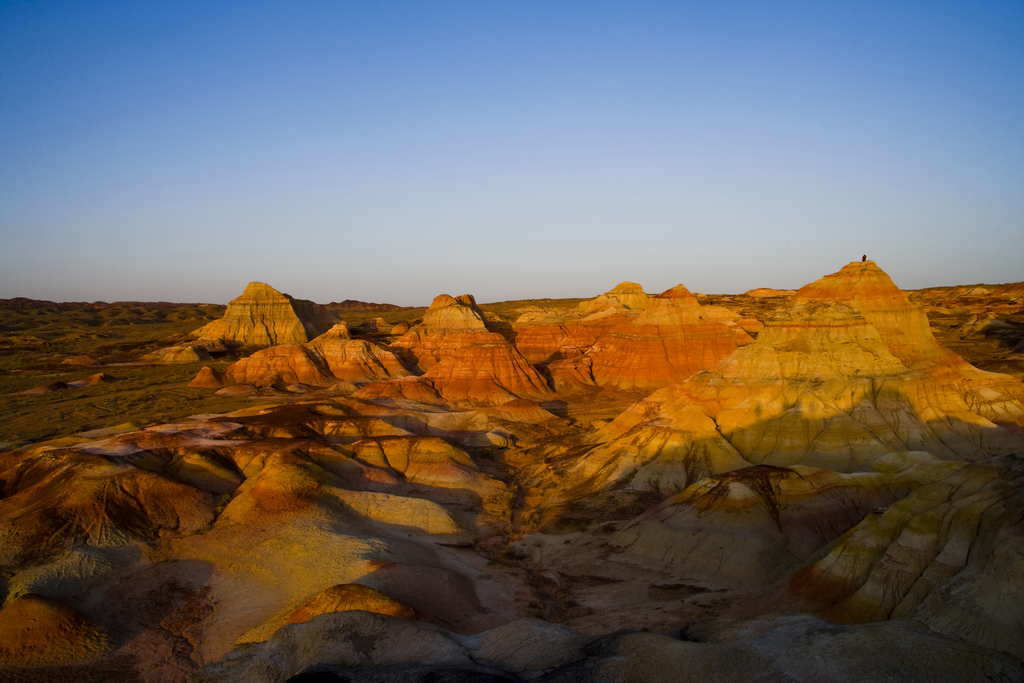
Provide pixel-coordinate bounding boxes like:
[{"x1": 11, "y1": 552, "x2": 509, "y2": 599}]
[
  {"x1": 326, "y1": 299, "x2": 415, "y2": 312},
  {"x1": 0, "y1": 297, "x2": 219, "y2": 310}
]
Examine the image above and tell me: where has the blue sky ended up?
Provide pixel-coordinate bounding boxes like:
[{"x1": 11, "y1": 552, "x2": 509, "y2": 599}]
[{"x1": 1, "y1": 1, "x2": 1021, "y2": 305}]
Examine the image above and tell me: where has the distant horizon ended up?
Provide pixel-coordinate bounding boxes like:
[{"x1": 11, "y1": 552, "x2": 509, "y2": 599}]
[
  {"x1": 2, "y1": 262, "x2": 1020, "y2": 308},
  {"x1": 3, "y1": 2, "x2": 1022, "y2": 306}
]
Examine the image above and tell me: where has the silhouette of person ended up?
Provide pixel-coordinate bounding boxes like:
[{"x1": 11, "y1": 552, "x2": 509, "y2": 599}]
[{"x1": 862, "y1": 254, "x2": 866, "y2": 262}]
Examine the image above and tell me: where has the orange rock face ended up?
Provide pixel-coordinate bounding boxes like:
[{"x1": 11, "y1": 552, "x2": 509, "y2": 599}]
[
  {"x1": 285, "y1": 584, "x2": 423, "y2": 625},
  {"x1": 796, "y1": 261, "x2": 1024, "y2": 402},
  {"x1": 583, "y1": 285, "x2": 739, "y2": 390},
  {"x1": 192, "y1": 281, "x2": 339, "y2": 347},
  {"x1": 357, "y1": 293, "x2": 553, "y2": 407},
  {"x1": 204, "y1": 323, "x2": 410, "y2": 388},
  {"x1": 189, "y1": 366, "x2": 225, "y2": 388},
  {"x1": 512, "y1": 318, "x2": 619, "y2": 366},
  {"x1": 388, "y1": 294, "x2": 490, "y2": 372},
  {"x1": 510, "y1": 284, "x2": 738, "y2": 391}
]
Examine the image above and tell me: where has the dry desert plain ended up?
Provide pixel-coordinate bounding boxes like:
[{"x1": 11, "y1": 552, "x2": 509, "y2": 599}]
[{"x1": 1, "y1": 261, "x2": 1024, "y2": 682}]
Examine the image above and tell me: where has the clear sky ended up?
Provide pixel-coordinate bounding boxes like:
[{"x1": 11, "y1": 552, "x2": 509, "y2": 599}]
[{"x1": 1, "y1": 1, "x2": 1021, "y2": 305}]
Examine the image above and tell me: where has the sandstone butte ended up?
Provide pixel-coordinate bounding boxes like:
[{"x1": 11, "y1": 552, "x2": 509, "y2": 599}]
[
  {"x1": 191, "y1": 281, "x2": 340, "y2": 347},
  {"x1": 552, "y1": 260, "x2": 1024, "y2": 498},
  {"x1": 354, "y1": 293, "x2": 553, "y2": 407},
  {"x1": 513, "y1": 283, "x2": 741, "y2": 391},
  {"x1": 191, "y1": 322, "x2": 410, "y2": 389}
]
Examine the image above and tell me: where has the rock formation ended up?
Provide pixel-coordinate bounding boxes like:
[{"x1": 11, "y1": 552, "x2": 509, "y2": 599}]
[
  {"x1": 284, "y1": 584, "x2": 424, "y2": 625},
  {"x1": 550, "y1": 262, "x2": 1024, "y2": 498},
  {"x1": 192, "y1": 281, "x2": 339, "y2": 347},
  {"x1": 511, "y1": 284, "x2": 740, "y2": 392},
  {"x1": 580, "y1": 285, "x2": 739, "y2": 390},
  {"x1": 577, "y1": 281, "x2": 649, "y2": 315},
  {"x1": 195, "y1": 323, "x2": 410, "y2": 388},
  {"x1": 186, "y1": 610, "x2": 1022, "y2": 683},
  {"x1": 189, "y1": 365, "x2": 225, "y2": 388},
  {"x1": 357, "y1": 294, "x2": 553, "y2": 407},
  {"x1": 610, "y1": 455, "x2": 958, "y2": 587},
  {"x1": 744, "y1": 288, "x2": 797, "y2": 298},
  {"x1": 143, "y1": 345, "x2": 212, "y2": 364},
  {"x1": 787, "y1": 457, "x2": 1024, "y2": 659}
]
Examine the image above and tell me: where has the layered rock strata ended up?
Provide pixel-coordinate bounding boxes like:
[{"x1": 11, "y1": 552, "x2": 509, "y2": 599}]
[
  {"x1": 556, "y1": 262, "x2": 1024, "y2": 496},
  {"x1": 192, "y1": 282, "x2": 339, "y2": 347},
  {"x1": 195, "y1": 323, "x2": 409, "y2": 388},
  {"x1": 512, "y1": 284, "x2": 739, "y2": 391},
  {"x1": 582, "y1": 285, "x2": 739, "y2": 390},
  {"x1": 357, "y1": 294, "x2": 553, "y2": 407}
]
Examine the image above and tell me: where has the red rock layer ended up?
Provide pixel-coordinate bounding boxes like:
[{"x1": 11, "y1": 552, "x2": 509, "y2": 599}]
[
  {"x1": 584, "y1": 285, "x2": 738, "y2": 390},
  {"x1": 357, "y1": 330, "x2": 552, "y2": 407},
  {"x1": 512, "y1": 319, "x2": 619, "y2": 366},
  {"x1": 357, "y1": 293, "x2": 553, "y2": 407}
]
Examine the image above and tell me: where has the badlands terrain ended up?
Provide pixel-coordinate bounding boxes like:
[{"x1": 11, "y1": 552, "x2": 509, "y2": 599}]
[{"x1": 1, "y1": 261, "x2": 1023, "y2": 682}]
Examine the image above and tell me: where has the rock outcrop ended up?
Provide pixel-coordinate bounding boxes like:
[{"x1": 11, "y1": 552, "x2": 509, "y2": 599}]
[
  {"x1": 511, "y1": 284, "x2": 739, "y2": 391},
  {"x1": 195, "y1": 323, "x2": 410, "y2": 388},
  {"x1": 788, "y1": 457, "x2": 1024, "y2": 659},
  {"x1": 577, "y1": 281, "x2": 649, "y2": 315},
  {"x1": 744, "y1": 288, "x2": 797, "y2": 298},
  {"x1": 611, "y1": 455, "x2": 958, "y2": 587},
  {"x1": 554, "y1": 262, "x2": 1024, "y2": 496},
  {"x1": 580, "y1": 285, "x2": 739, "y2": 390},
  {"x1": 189, "y1": 366, "x2": 225, "y2": 388},
  {"x1": 143, "y1": 345, "x2": 212, "y2": 364},
  {"x1": 187, "y1": 610, "x2": 1022, "y2": 683},
  {"x1": 285, "y1": 584, "x2": 424, "y2": 625},
  {"x1": 357, "y1": 294, "x2": 552, "y2": 407},
  {"x1": 192, "y1": 282, "x2": 339, "y2": 347}
]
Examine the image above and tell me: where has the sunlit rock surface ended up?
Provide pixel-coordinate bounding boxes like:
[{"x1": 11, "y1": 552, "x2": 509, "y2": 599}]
[
  {"x1": 554, "y1": 262, "x2": 1024, "y2": 501},
  {"x1": 192, "y1": 281, "x2": 340, "y2": 347},
  {"x1": 3, "y1": 264, "x2": 1024, "y2": 682},
  {"x1": 205, "y1": 323, "x2": 410, "y2": 389},
  {"x1": 356, "y1": 293, "x2": 553, "y2": 407}
]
